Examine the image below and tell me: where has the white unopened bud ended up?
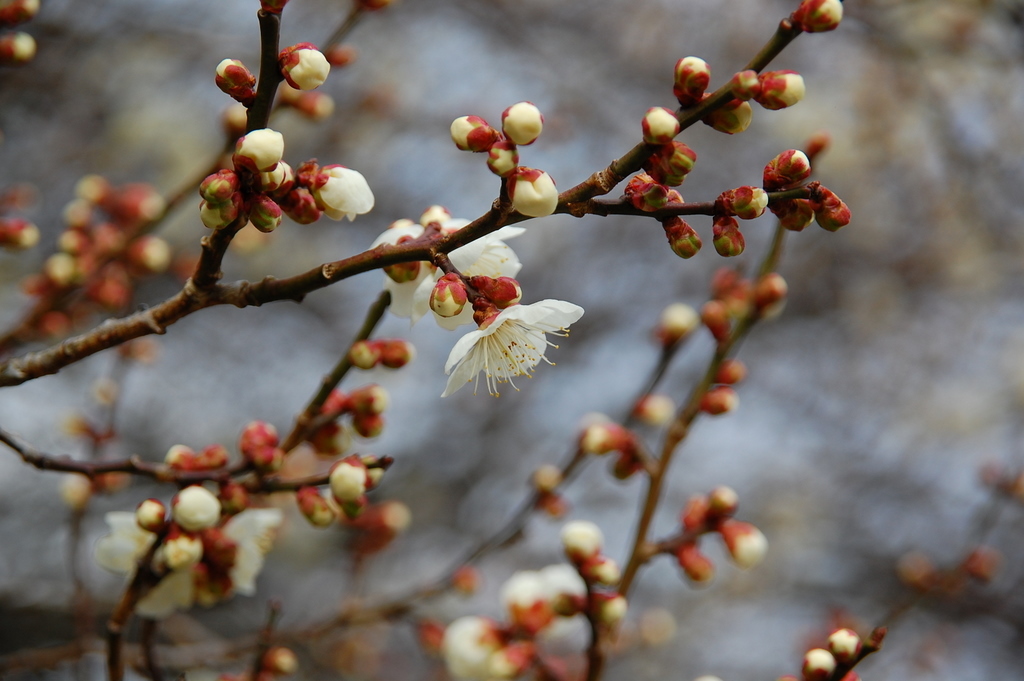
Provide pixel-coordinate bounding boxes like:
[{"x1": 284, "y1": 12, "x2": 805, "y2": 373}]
[
  {"x1": 598, "y1": 594, "x2": 628, "y2": 625},
  {"x1": 827, "y1": 628, "x2": 862, "y2": 664},
  {"x1": 60, "y1": 475, "x2": 92, "y2": 511},
  {"x1": 135, "y1": 499, "x2": 167, "y2": 533},
  {"x1": 802, "y1": 648, "x2": 837, "y2": 681},
  {"x1": 642, "y1": 107, "x2": 681, "y2": 145},
  {"x1": 561, "y1": 520, "x2": 604, "y2": 562},
  {"x1": 161, "y1": 533, "x2": 204, "y2": 570},
  {"x1": 720, "y1": 520, "x2": 767, "y2": 569},
  {"x1": 329, "y1": 460, "x2": 368, "y2": 502},
  {"x1": 172, "y1": 485, "x2": 222, "y2": 532},
  {"x1": 235, "y1": 128, "x2": 285, "y2": 172},
  {"x1": 657, "y1": 303, "x2": 699, "y2": 344},
  {"x1": 281, "y1": 45, "x2": 330, "y2": 90},
  {"x1": 501, "y1": 101, "x2": 544, "y2": 146},
  {"x1": 509, "y1": 167, "x2": 558, "y2": 218}
]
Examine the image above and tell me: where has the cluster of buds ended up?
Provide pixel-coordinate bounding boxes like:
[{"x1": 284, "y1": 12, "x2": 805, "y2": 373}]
[
  {"x1": 276, "y1": 83, "x2": 335, "y2": 122},
  {"x1": 217, "y1": 645, "x2": 298, "y2": 681},
  {"x1": 327, "y1": 454, "x2": 387, "y2": 519},
  {"x1": 348, "y1": 338, "x2": 416, "y2": 370},
  {"x1": 0, "y1": 0, "x2": 38, "y2": 66},
  {"x1": 531, "y1": 464, "x2": 569, "y2": 518},
  {"x1": 0, "y1": 216, "x2": 38, "y2": 250},
  {"x1": 345, "y1": 499, "x2": 412, "y2": 555},
  {"x1": 624, "y1": 172, "x2": 682, "y2": 213},
  {"x1": 18, "y1": 177, "x2": 170, "y2": 339},
  {"x1": 777, "y1": 627, "x2": 876, "y2": 681},
  {"x1": 578, "y1": 416, "x2": 646, "y2": 479},
  {"x1": 430, "y1": 273, "x2": 523, "y2": 320},
  {"x1": 674, "y1": 486, "x2": 768, "y2": 584},
  {"x1": 561, "y1": 521, "x2": 629, "y2": 623},
  {"x1": 306, "y1": 385, "x2": 390, "y2": 461},
  {"x1": 450, "y1": 103, "x2": 559, "y2": 217},
  {"x1": 762, "y1": 149, "x2": 850, "y2": 232},
  {"x1": 201, "y1": 129, "x2": 374, "y2": 232},
  {"x1": 238, "y1": 420, "x2": 286, "y2": 473}
]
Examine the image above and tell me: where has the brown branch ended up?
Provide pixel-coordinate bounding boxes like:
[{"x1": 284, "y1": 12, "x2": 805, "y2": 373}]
[
  {"x1": 246, "y1": 10, "x2": 285, "y2": 134},
  {"x1": 139, "y1": 619, "x2": 164, "y2": 681}
]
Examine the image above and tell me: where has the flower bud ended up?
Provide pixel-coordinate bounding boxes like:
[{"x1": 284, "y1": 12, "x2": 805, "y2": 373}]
[
  {"x1": 719, "y1": 519, "x2": 767, "y2": 568},
  {"x1": 350, "y1": 384, "x2": 389, "y2": 415},
  {"x1": 708, "y1": 485, "x2": 739, "y2": 516},
  {"x1": 715, "y1": 358, "x2": 747, "y2": 385},
  {"x1": 676, "y1": 542, "x2": 715, "y2": 584},
  {"x1": 470, "y1": 275, "x2": 522, "y2": 308},
  {"x1": 662, "y1": 217, "x2": 702, "y2": 259},
  {"x1": 642, "y1": 107, "x2": 681, "y2": 145},
  {"x1": 261, "y1": 0, "x2": 289, "y2": 12},
  {"x1": 259, "y1": 161, "x2": 295, "y2": 195},
  {"x1": 279, "y1": 186, "x2": 322, "y2": 224},
  {"x1": 127, "y1": 236, "x2": 172, "y2": 274},
  {"x1": 963, "y1": 546, "x2": 1001, "y2": 583},
  {"x1": 378, "y1": 339, "x2": 416, "y2": 368},
  {"x1": 215, "y1": 59, "x2": 256, "y2": 106},
  {"x1": 702, "y1": 98, "x2": 752, "y2": 134},
  {"x1": 450, "y1": 115, "x2": 500, "y2": 152},
  {"x1": 700, "y1": 385, "x2": 739, "y2": 415},
  {"x1": 451, "y1": 565, "x2": 481, "y2": 595},
  {"x1": 656, "y1": 303, "x2": 699, "y2": 345},
  {"x1": 701, "y1": 299, "x2": 731, "y2": 342},
  {"x1": 763, "y1": 150, "x2": 811, "y2": 190},
  {"x1": 264, "y1": 646, "x2": 298, "y2": 676},
  {"x1": 645, "y1": 141, "x2": 698, "y2": 186},
  {"x1": 60, "y1": 475, "x2": 92, "y2": 511},
  {"x1": 632, "y1": 394, "x2": 675, "y2": 426},
  {"x1": 161, "y1": 531, "x2": 204, "y2": 571},
  {"x1": 793, "y1": 0, "x2": 844, "y2": 32},
  {"x1": 810, "y1": 186, "x2": 851, "y2": 231},
  {"x1": 136, "y1": 499, "x2": 167, "y2": 533},
  {"x1": 561, "y1": 520, "x2": 603, "y2": 562},
  {"x1": 582, "y1": 555, "x2": 621, "y2": 585},
  {"x1": 580, "y1": 421, "x2": 631, "y2": 455},
  {"x1": 754, "y1": 272, "x2": 788, "y2": 311},
  {"x1": 290, "y1": 91, "x2": 335, "y2": 121},
  {"x1": 532, "y1": 464, "x2": 563, "y2": 493},
  {"x1": 509, "y1": 167, "x2": 558, "y2": 217},
  {"x1": 0, "y1": 0, "x2": 40, "y2": 26},
  {"x1": 487, "y1": 140, "x2": 520, "y2": 178},
  {"x1": 755, "y1": 71, "x2": 806, "y2": 110},
  {"x1": 352, "y1": 412, "x2": 384, "y2": 438},
  {"x1": 770, "y1": 198, "x2": 815, "y2": 231},
  {"x1": 249, "y1": 194, "x2": 283, "y2": 233},
  {"x1": 719, "y1": 186, "x2": 768, "y2": 220},
  {"x1": 348, "y1": 340, "x2": 381, "y2": 369},
  {"x1": 164, "y1": 444, "x2": 196, "y2": 470},
  {"x1": 730, "y1": 69, "x2": 762, "y2": 101},
  {"x1": 325, "y1": 44, "x2": 357, "y2": 67},
  {"x1": 310, "y1": 165, "x2": 375, "y2": 221},
  {"x1": 673, "y1": 56, "x2": 711, "y2": 106},
  {"x1": 309, "y1": 422, "x2": 352, "y2": 458},
  {"x1": 280, "y1": 43, "x2": 330, "y2": 91},
  {"x1": 172, "y1": 486, "x2": 222, "y2": 532},
  {"x1": 200, "y1": 170, "x2": 241, "y2": 205},
  {"x1": 430, "y1": 272, "x2": 470, "y2": 317},
  {"x1": 44, "y1": 252, "x2": 80, "y2": 287},
  {"x1": 195, "y1": 444, "x2": 230, "y2": 470},
  {"x1": 330, "y1": 457, "x2": 369, "y2": 503},
  {"x1": 234, "y1": 128, "x2": 285, "y2": 173},
  {"x1": 827, "y1": 628, "x2": 862, "y2": 665},
  {"x1": 239, "y1": 421, "x2": 279, "y2": 457},
  {"x1": 712, "y1": 216, "x2": 745, "y2": 257},
  {"x1": 502, "y1": 101, "x2": 544, "y2": 146},
  {"x1": 199, "y1": 195, "x2": 242, "y2": 230},
  {"x1": 596, "y1": 593, "x2": 628, "y2": 626},
  {"x1": 218, "y1": 481, "x2": 249, "y2": 516},
  {"x1": 0, "y1": 32, "x2": 35, "y2": 65},
  {"x1": 297, "y1": 486, "x2": 336, "y2": 527},
  {"x1": 0, "y1": 217, "x2": 38, "y2": 249},
  {"x1": 802, "y1": 649, "x2": 837, "y2": 681}
]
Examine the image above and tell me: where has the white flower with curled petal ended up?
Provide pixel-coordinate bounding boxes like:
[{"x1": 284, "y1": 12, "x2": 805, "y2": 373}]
[
  {"x1": 312, "y1": 165, "x2": 375, "y2": 221},
  {"x1": 94, "y1": 507, "x2": 283, "y2": 619},
  {"x1": 442, "y1": 299, "x2": 584, "y2": 397}
]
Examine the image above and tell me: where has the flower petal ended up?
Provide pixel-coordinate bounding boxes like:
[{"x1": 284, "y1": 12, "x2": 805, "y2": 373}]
[
  {"x1": 224, "y1": 508, "x2": 283, "y2": 595},
  {"x1": 136, "y1": 569, "x2": 195, "y2": 619}
]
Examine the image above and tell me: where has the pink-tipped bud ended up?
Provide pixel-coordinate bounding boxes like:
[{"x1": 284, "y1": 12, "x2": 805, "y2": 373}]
[
  {"x1": 802, "y1": 649, "x2": 837, "y2": 681},
  {"x1": 763, "y1": 150, "x2": 812, "y2": 190},
  {"x1": 349, "y1": 340, "x2": 382, "y2": 369},
  {"x1": 279, "y1": 43, "x2": 330, "y2": 91},
  {"x1": 715, "y1": 358, "x2": 747, "y2": 385},
  {"x1": 827, "y1": 629, "x2": 862, "y2": 665},
  {"x1": 200, "y1": 170, "x2": 241, "y2": 205},
  {"x1": 673, "y1": 56, "x2": 711, "y2": 106},
  {"x1": 297, "y1": 486, "x2": 336, "y2": 527},
  {"x1": 352, "y1": 412, "x2": 385, "y2": 438},
  {"x1": 632, "y1": 394, "x2": 676, "y2": 426},
  {"x1": 264, "y1": 646, "x2": 298, "y2": 676},
  {"x1": 195, "y1": 444, "x2": 230, "y2": 470},
  {"x1": 700, "y1": 386, "x2": 739, "y2": 415},
  {"x1": 488, "y1": 642, "x2": 536, "y2": 679},
  {"x1": 430, "y1": 273, "x2": 470, "y2": 318},
  {"x1": 450, "y1": 115, "x2": 500, "y2": 152},
  {"x1": 0, "y1": 0, "x2": 40, "y2": 26},
  {"x1": 561, "y1": 520, "x2": 604, "y2": 563},
  {"x1": 532, "y1": 464, "x2": 563, "y2": 493},
  {"x1": 290, "y1": 91, "x2": 335, "y2": 121},
  {"x1": 172, "y1": 485, "x2": 222, "y2": 532},
  {"x1": 215, "y1": 59, "x2": 256, "y2": 106},
  {"x1": 581, "y1": 555, "x2": 621, "y2": 586},
  {"x1": 580, "y1": 421, "x2": 633, "y2": 455},
  {"x1": 502, "y1": 101, "x2": 544, "y2": 146},
  {"x1": 486, "y1": 140, "x2": 520, "y2": 178},
  {"x1": 755, "y1": 71, "x2": 806, "y2": 110},
  {"x1": 681, "y1": 494, "x2": 710, "y2": 531},
  {"x1": 645, "y1": 141, "x2": 698, "y2": 186},
  {"x1": 656, "y1": 303, "x2": 700, "y2": 345},
  {"x1": 770, "y1": 198, "x2": 815, "y2": 232},
  {"x1": 509, "y1": 167, "x2": 558, "y2": 217},
  {"x1": 260, "y1": 0, "x2": 289, "y2": 12},
  {"x1": 451, "y1": 565, "x2": 481, "y2": 595},
  {"x1": 279, "y1": 186, "x2": 322, "y2": 224},
  {"x1": 702, "y1": 98, "x2": 753, "y2": 134},
  {"x1": 350, "y1": 384, "x2": 389, "y2": 415},
  {"x1": 719, "y1": 186, "x2": 769, "y2": 220},
  {"x1": 730, "y1": 70, "x2": 762, "y2": 101},
  {"x1": 676, "y1": 542, "x2": 715, "y2": 584},
  {"x1": 719, "y1": 519, "x2": 767, "y2": 568},
  {"x1": 0, "y1": 32, "x2": 35, "y2": 65},
  {"x1": 160, "y1": 530, "x2": 204, "y2": 571},
  {"x1": 712, "y1": 216, "x2": 745, "y2": 257},
  {"x1": 754, "y1": 272, "x2": 788, "y2": 311},
  {"x1": 127, "y1": 236, "x2": 172, "y2": 274},
  {"x1": 325, "y1": 44, "x2": 357, "y2": 67},
  {"x1": 136, "y1": 499, "x2": 167, "y2": 533},
  {"x1": 233, "y1": 128, "x2": 285, "y2": 173},
  {"x1": 793, "y1": 0, "x2": 844, "y2": 32},
  {"x1": 596, "y1": 593, "x2": 628, "y2": 626},
  {"x1": 384, "y1": 261, "x2": 422, "y2": 285},
  {"x1": 642, "y1": 107, "x2": 681, "y2": 145},
  {"x1": 708, "y1": 485, "x2": 739, "y2": 517},
  {"x1": 661, "y1": 217, "x2": 702, "y2": 259},
  {"x1": 469, "y1": 275, "x2": 522, "y2": 308},
  {"x1": 625, "y1": 173, "x2": 672, "y2": 212},
  {"x1": 218, "y1": 481, "x2": 249, "y2": 516},
  {"x1": 199, "y1": 197, "x2": 240, "y2": 230},
  {"x1": 239, "y1": 421, "x2": 279, "y2": 457},
  {"x1": 259, "y1": 161, "x2": 295, "y2": 196},
  {"x1": 165, "y1": 444, "x2": 196, "y2": 469},
  {"x1": 378, "y1": 339, "x2": 416, "y2": 368},
  {"x1": 810, "y1": 186, "x2": 851, "y2": 231},
  {"x1": 329, "y1": 457, "x2": 370, "y2": 503},
  {"x1": 249, "y1": 194, "x2": 283, "y2": 233},
  {"x1": 309, "y1": 422, "x2": 352, "y2": 458},
  {"x1": 963, "y1": 546, "x2": 1002, "y2": 583},
  {"x1": 0, "y1": 217, "x2": 39, "y2": 250}
]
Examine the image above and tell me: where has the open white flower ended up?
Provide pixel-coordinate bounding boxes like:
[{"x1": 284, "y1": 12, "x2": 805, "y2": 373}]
[
  {"x1": 94, "y1": 508, "x2": 283, "y2": 619},
  {"x1": 442, "y1": 299, "x2": 584, "y2": 397},
  {"x1": 312, "y1": 165, "x2": 374, "y2": 221},
  {"x1": 371, "y1": 221, "x2": 524, "y2": 328}
]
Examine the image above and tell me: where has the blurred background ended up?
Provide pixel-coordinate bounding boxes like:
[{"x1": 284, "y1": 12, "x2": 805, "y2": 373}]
[{"x1": 2, "y1": 0, "x2": 1024, "y2": 679}]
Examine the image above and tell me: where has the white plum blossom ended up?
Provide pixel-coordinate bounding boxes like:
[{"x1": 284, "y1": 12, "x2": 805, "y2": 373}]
[
  {"x1": 441, "y1": 616, "x2": 503, "y2": 680},
  {"x1": 94, "y1": 507, "x2": 282, "y2": 619},
  {"x1": 442, "y1": 299, "x2": 584, "y2": 397},
  {"x1": 370, "y1": 220, "x2": 524, "y2": 328},
  {"x1": 312, "y1": 165, "x2": 375, "y2": 221}
]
